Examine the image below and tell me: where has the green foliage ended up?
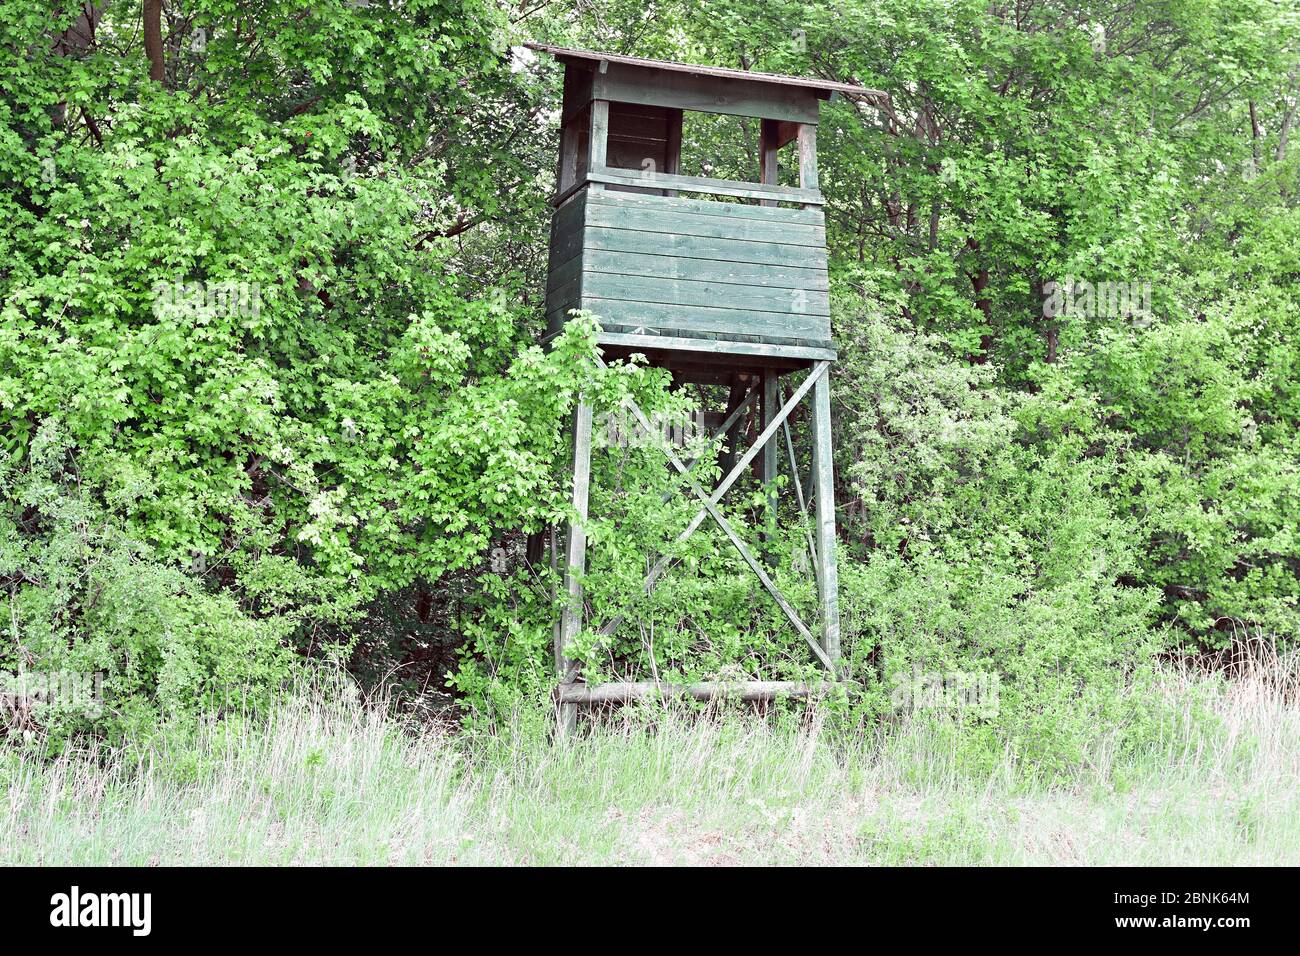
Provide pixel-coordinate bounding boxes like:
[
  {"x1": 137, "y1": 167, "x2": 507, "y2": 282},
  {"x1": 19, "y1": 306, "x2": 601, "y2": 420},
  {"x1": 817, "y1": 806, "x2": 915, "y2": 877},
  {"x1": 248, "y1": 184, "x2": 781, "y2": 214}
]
[
  {"x1": 830, "y1": 286, "x2": 1165, "y2": 770},
  {"x1": 1, "y1": 420, "x2": 294, "y2": 748},
  {"x1": 448, "y1": 347, "x2": 825, "y2": 726},
  {"x1": 0, "y1": 0, "x2": 591, "y2": 743},
  {"x1": 2, "y1": 0, "x2": 1297, "y2": 767},
  {"x1": 1066, "y1": 311, "x2": 1300, "y2": 645}
]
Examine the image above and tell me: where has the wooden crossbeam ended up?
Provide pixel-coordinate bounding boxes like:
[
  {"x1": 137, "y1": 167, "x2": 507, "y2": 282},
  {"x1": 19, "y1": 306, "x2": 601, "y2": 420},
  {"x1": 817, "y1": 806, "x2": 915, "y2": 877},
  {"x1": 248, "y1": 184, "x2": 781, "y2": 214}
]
[
  {"x1": 559, "y1": 680, "x2": 832, "y2": 704},
  {"x1": 586, "y1": 166, "x2": 823, "y2": 206},
  {"x1": 718, "y1": 375, "x2": 747, "y2": 477},
  {"x1": 556, "y1": 400, "x2": 594, "y2": 730},
  {"x1": 761, "y1": 369, "x2": 779, "y2": 564},
  {"x1": 660, "y1": 384, "x2": 755, "y2": 505}
]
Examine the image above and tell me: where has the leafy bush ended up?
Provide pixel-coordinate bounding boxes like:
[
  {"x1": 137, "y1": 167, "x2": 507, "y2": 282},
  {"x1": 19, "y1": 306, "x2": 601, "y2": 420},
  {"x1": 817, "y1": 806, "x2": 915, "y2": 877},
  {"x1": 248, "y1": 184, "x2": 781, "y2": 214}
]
[
  {"x1": 1, "y1": 420, "x2": 294, "y2": 748},
  {"x1": 0, "y1": 4, "x2": 599, "y2": 742},
  {"x1": 1065, "y1": 308, "x2": 1300, "y2": 647},
  {"x1": 833, "y1": 291, "x2": 1168, "y2": 770}
]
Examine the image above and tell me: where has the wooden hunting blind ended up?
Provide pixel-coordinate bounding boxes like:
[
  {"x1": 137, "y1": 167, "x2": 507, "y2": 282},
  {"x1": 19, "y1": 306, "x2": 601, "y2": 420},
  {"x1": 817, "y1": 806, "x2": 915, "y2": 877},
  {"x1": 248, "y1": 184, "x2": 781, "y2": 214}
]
[{"x1": 530, "y1": 45, "x2": 876, "y2": 727}]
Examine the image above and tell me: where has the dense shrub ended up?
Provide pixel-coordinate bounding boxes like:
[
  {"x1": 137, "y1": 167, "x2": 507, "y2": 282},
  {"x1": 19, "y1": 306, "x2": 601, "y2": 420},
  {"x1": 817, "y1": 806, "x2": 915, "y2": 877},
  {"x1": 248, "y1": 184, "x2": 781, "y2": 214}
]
[
  {"x1": 1, "y1": 420, "x2": 294, "y2": 747},
  {"x1": 831, "y1": 292, "x2": 1167, "y2": 769},
  {"x1": 0, "y1": 2, "x2": 592, "y2": 742}
]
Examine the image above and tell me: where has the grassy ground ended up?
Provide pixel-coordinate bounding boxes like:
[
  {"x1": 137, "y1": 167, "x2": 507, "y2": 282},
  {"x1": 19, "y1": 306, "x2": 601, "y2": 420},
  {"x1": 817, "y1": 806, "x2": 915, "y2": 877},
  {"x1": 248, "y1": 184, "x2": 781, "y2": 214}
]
[{"x1": 3, "y1": 658, "x2": 1297, "y2": 866}]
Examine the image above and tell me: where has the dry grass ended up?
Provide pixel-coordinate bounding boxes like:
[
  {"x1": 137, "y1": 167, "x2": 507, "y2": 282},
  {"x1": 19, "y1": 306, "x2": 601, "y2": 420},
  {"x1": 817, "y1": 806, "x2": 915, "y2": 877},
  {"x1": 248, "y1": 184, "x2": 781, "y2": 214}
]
[{"x1": 2, "y1": 649, "x2": 1297, "y2": 866}]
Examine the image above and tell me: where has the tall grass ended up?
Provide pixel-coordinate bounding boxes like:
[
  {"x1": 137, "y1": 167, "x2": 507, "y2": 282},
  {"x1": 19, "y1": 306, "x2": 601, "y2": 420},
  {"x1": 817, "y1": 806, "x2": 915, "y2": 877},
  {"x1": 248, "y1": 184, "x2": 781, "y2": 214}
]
[{"x1": 2, "y1": 650, "x2": 1297, "y2": 865}]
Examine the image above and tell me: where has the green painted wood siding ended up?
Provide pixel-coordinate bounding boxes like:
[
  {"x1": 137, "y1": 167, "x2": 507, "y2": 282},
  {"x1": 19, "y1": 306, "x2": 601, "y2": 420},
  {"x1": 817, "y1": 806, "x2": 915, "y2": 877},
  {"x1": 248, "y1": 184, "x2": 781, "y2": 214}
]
[{"x1": 545, "y1": 189, "x2": 832, "y2": 349}]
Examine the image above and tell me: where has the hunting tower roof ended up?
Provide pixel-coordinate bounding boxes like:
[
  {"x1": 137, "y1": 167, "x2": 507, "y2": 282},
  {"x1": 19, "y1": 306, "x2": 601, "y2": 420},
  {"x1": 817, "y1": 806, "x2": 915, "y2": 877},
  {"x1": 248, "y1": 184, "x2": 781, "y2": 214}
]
[{"x1": 524, "y1": 43, "x2": 883, "y2": 101}]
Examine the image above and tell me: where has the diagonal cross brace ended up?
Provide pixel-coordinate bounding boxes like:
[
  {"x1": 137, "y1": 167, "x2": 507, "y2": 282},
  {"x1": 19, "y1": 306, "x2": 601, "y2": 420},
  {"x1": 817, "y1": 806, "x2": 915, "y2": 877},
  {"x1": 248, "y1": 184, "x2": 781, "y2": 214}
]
[
  {"x1": 588, "y1": 359, "x2": 833, "y2": 670},
  {"x1": 618, "y1": 390, "x2": 835, "y2": 672},
  {"x1": 593, "y1": 360, "x2": 826, "y2": 639}
]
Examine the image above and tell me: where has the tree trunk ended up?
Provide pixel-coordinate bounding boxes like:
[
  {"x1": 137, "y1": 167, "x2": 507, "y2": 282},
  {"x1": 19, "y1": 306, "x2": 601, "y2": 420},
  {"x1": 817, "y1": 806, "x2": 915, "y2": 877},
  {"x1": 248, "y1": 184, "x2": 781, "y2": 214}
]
[
  {"x1": 51, "y1": 3, "x2": 103, "y2": 126},
  {"x1": 143, "y1": 0, "x2": 164, "y2": 84},
  {"x1": 966, "y1": 237, "x2": 992, "y2": 363},
  {"x1": 1277, "y1": 72, "x2": 1297, "y2": 164}
]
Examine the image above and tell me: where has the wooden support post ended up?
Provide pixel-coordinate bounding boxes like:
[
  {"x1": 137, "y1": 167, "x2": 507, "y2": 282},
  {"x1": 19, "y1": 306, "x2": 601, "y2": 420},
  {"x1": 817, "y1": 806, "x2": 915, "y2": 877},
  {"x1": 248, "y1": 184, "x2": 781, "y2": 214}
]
[
  {"x1": 811, "y1": 364, "x2": 840, "y2": 663},
  {"x1": 526, "y1": 529, "x2": 545, "y2": 567},
  {"x1": 556, "y1": 399, "x2": 594, "y2": 733},
  {"x1": 664, "y1": 107, "x2": 682, "y2": 197},
  {"x1": 720, "y1": 375, "x2": 746, "y2": 477},
  {"x1": 761, "y1": 368, "x2": 779, "y2": 565},
  {"x1": 557, "y1": 116, "x2": 581, "y2": 195},
  {"x1": 549, "y1": 523, "x2": 560, "y2": 696},
  {"x1": 759, "y1": 118, "x2": 780, "y2": 207},
  {"x1": 798, "y1": 124, "x2": 818, "y2": 189},
  {"x1": 778, "y1": 381, "x2": 818, "y2": 575},
  {"x1": 588, "y1": 100, "x2": 609, "y2": 192},
  {"x1": 798, "y1": 123, "x2": 819, "y2": 212}
]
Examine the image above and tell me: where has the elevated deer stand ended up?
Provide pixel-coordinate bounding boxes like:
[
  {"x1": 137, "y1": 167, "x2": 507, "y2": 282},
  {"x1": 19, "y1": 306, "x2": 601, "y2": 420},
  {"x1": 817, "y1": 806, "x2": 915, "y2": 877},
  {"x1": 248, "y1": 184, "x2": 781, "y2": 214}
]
[{"x1": 530, "y1": 45, "x2": 874, "y2": 730}]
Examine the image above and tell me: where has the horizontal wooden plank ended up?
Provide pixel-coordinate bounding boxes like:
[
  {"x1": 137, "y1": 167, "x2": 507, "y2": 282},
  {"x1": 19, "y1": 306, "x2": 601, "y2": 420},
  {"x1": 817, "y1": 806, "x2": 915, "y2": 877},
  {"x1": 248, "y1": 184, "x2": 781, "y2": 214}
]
[
  {"x1": 548, "y1": 231, "x2": 583, "y2": 273},
  {"x1": 589, "y1": 166, "x2": 822, "y2": 205},
  {"x1": 599, "y1": 324, "x2": 832, "y2": 351},
  {"x1": 610, "y1": 100, "x2": 678, "y2": 121},
  {"x1": 605, "y1": 141, "x2": 668, "y2": 175},
  {"x1": 545, "y1": 304, "x2": 580, "y2": 338},
  {"x1": 529, "y1": 43, "x2": 878, "y2": 98},
  {"x1": 548, "y1": 202, "x2": 585, "y2": 251},
  {"x1": 550, "y1": 179, "x2": 590, "y2": 208},
  {"x1": 608, "y1": 108, "x2": 671, "y2": 143},
  {"x1": 608, "y1": 137, "x2": 666, "y2": 161},
  {"x1": 595, "y1": 330, "x2": 836, "y2": 361},
  {"x1": 545, "y1": 265, "x2": 577, "y2": 301},
  {"x1": 546, "y1": 253, "x2": 584, "y2": 294},
  {"x1": 587, "y1": 324, "x2": 833, "y2": 352},
  {"x1": 604, "y1": 184, "x2": 674, "y2": 198},
  {"x1": 546, "y1": 205, "x2": 587, "y2": 270},
  {"x1": 558, "y1": 680, "x2": 835, "y2": 703},
  {"x1": 547, "y1": 271, "x2": 582, "y2": 314},
  {"x1": 584, "y1": 200, "x2": 825, "y2": 248},
  {"x1": 551, "y1": 188, "x2": 588, "y2": 232},
  {"x1": 583, "y1": 248, "x2": 828, "y2": 291},
  {"x1": 539, "y1": 324, "x2": 834, "y2": 357},
  {"x1": 546, "y1": 302, "x2": 583, "y2": 338},
  {"x1": 581, "y1": 297, "x2": 830, "y2": 341},
  {"x1": 584, "y1": 224, "x2": 829, "y2": 269},
  {"x1": 586, "y1": 187, "x2": 825, "y2": 225},
  {"x1": 545, "y1": 195, "x2": 586, "y2": 331},
  {"x1": 609, "y1": 115, "x2": 670, "y2": 135},
  {"x1": 543, "y1": 254, "x2": 579, "y2": 299},
  {"x1": 583, "y1": 271, "x2": 830, "y2": 316},
  {"x1": 593, "y1": 64, "x2": 822, "y2": 125}
]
